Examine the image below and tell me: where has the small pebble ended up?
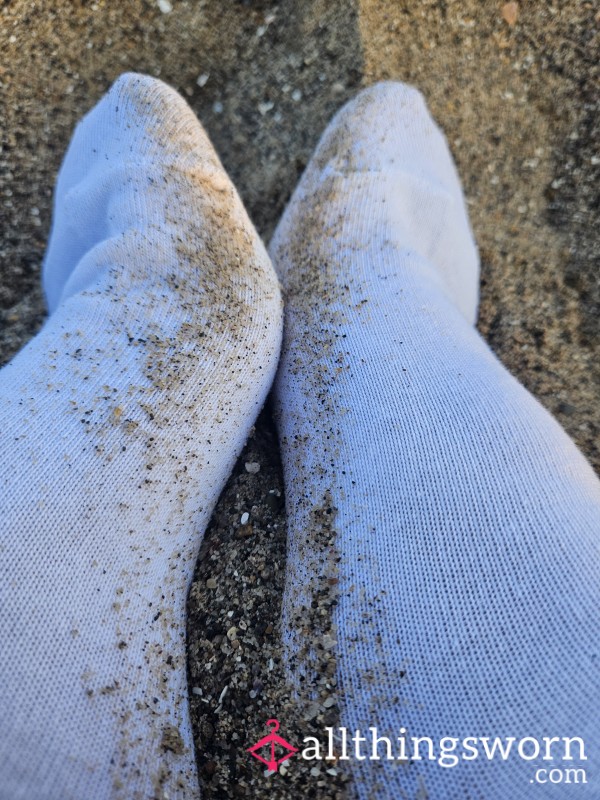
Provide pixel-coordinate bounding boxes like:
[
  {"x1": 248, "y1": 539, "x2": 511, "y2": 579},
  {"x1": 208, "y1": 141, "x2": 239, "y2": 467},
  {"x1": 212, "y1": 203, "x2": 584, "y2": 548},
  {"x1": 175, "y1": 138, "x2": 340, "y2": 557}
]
[
  {"x1": 202, "y1": 761, "x2": 216, "y2": 778},
  {"x1": 157, "y1": 0, "x2": 172, "y2": 13},
  {"x1": 206, "y1": 577, "x2": 217, "y2": 589},
  {"x1": 502, "y1": 1, "x2": 518, "y2": 26},
  {"x1": 240, "y1": 512, "x2": 249, "y2": 525},
  {"x1": 258, "y1": 101, "x2": 274, "y2": 116},
  {"x1": 196, "y1": 73, "x2": 209, "y2": 87},
  {"x1": 304, "y1": 702, "x2": 320, "y2": 721},
  {"x1": 245, "y1": 461, "x2": 261, "y2": 474}
]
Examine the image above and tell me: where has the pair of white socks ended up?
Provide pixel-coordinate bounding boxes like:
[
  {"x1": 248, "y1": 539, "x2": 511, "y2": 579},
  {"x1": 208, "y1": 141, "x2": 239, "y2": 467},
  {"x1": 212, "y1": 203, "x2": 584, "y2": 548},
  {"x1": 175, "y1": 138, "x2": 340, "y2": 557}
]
[{"x1": 0, "y1": 74, "x2": 598, "y2": 799}]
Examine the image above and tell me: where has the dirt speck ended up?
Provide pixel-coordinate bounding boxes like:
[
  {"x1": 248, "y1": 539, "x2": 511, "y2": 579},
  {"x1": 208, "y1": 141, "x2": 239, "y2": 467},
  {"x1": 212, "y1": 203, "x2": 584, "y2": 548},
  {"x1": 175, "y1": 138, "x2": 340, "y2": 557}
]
[
  {"x1": 161, "y1": 725, "x2": 186, "y2": 756},
  {"x1": 502, "y1": 2, "x2": 519, "y2": 27}
]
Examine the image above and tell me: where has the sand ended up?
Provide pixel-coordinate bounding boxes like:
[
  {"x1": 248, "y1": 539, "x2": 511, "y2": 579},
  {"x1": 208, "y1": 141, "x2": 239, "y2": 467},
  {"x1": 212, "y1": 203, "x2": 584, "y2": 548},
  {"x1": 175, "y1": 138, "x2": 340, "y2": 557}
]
[{"x1": 1, "y1": 1, "x2": 598, "y2": 797}]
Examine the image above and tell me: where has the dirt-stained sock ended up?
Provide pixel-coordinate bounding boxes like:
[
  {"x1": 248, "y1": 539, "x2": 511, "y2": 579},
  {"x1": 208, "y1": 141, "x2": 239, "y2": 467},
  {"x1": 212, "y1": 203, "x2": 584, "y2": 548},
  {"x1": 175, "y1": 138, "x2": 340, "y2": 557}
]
[
  {"x1": 270, "y1": 82, "x2": 599, "y2": 799},
  {"x1": 0, "y1": 73, "x2": 282, "y2": 800}
]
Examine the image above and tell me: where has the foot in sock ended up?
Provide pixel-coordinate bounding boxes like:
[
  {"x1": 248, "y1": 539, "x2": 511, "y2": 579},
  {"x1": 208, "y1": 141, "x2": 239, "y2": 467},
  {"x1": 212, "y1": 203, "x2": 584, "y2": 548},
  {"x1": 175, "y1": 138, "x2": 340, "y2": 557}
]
[
  {"x1": 0, "y1": 73, "x2": 282, "y2": 800},
  {"x1": 270, "y1": 82, "x2": 600, "y2": 798}
]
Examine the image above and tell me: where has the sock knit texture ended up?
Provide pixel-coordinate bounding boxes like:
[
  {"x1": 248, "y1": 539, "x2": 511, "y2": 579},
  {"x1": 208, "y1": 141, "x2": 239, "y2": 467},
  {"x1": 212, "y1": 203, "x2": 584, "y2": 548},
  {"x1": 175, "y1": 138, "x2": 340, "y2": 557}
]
[
  {"x1": 270, "y1": 82, "x2": 600, "y2": 799},
  {"x1": 0, "y1": 73, "x2": 282, "y2": 800}
]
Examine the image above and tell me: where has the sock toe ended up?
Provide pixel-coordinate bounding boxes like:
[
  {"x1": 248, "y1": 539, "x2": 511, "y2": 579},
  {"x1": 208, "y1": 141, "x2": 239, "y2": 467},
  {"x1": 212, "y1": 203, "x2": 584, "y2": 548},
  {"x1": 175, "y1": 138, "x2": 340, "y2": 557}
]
[
  {"x1": 42, "y1": 73, "x2": 224, "y2": 312},
  {"x1": 58, "y1": 72, "x2": 220, "y2": 189},
  {"x1": 311, "y1": 82, "x2": 444, "y2": 175},
  {"x1": 272, "y1": 81, "x2": 480, "y2": 324}
]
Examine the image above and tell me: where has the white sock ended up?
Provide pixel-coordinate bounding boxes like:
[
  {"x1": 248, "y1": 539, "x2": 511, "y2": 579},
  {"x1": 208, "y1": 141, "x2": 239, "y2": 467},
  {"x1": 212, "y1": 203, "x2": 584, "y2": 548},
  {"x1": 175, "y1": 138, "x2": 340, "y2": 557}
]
[
  {"x1": 0, "y1": 73, "x2": 282, "y2": 800},
  {"x1": 271, "y1": 82, "x2": 599, "y2": 798}
]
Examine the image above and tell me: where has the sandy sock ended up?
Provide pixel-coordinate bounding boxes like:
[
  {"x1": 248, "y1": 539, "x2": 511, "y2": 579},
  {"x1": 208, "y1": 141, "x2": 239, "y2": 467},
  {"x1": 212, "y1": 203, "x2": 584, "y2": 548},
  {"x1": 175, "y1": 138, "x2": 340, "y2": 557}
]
[
  {"x1": 270, "y1": 83, "x2": 599, "y2": 798},
  {"x1": 0, "y1": 73, "x2": 282, "y2": 800}
]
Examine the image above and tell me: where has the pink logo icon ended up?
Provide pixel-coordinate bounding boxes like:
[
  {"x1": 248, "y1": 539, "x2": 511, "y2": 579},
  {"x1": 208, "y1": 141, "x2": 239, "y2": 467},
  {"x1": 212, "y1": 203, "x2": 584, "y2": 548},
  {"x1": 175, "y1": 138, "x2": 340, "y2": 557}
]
[{"x1": 247, "y1": 719, "x2": 299, "y2": 772}]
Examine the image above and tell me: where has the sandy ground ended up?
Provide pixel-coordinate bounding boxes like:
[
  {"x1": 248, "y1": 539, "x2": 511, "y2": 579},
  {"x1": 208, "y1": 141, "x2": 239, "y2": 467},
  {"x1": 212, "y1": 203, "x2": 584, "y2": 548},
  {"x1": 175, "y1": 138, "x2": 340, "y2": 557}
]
[{"x1": 1, "y1": 1, "x2": 598, "y2": 797}]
